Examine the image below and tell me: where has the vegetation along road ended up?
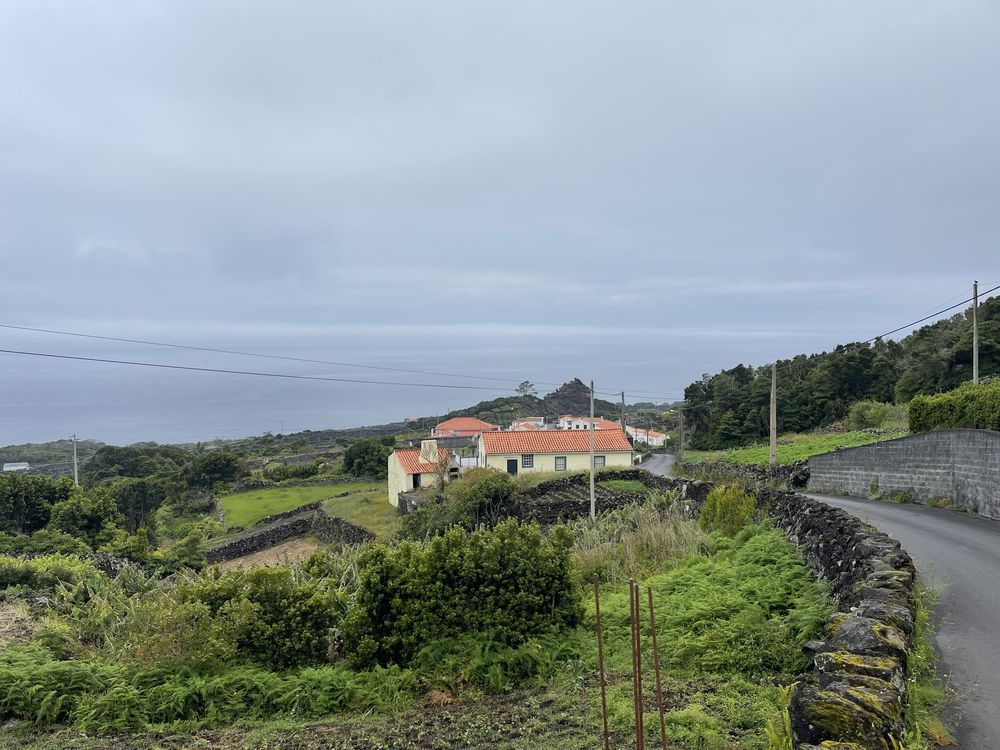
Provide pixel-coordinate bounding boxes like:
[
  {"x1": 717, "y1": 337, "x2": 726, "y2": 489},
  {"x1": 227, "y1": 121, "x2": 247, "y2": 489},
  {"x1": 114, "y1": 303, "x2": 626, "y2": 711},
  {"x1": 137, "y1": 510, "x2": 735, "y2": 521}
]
[{"x1": 808, "y1": 493, "x2": 1000, "y2": 748}]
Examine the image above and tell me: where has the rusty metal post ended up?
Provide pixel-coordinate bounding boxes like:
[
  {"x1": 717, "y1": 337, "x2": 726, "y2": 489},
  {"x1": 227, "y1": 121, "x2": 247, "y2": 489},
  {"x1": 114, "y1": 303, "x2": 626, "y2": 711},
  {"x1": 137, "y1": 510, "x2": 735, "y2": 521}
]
[
  {"x1": 593, "y1": 576, "x2": 610, "y2": 750},
  {"x1": 647, "y1": 586, "x2": 668, "y2": 749},
  {"x1": 635, "y1": 582, "x2": 644, "y2": 750},
  {"x1": 629, "y1": 580, "x2": 640, "y2": 749}
]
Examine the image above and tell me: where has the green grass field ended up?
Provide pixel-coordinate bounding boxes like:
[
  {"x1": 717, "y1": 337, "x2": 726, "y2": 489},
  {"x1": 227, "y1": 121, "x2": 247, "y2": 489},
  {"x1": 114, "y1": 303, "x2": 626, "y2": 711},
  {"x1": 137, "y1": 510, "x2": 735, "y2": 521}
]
[
  {"x1": 682, "y1": 430, "x2": 908, "y2": 466},
  {"x1": 219, "y1": 482, "x2": 399, "y2": 538}
]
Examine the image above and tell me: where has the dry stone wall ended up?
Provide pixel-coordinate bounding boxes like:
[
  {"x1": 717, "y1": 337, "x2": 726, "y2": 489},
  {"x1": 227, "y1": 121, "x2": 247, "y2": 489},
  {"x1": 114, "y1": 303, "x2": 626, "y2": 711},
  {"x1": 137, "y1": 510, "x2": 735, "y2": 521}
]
[{"x1": 207, "y1": 507, "x2": 374, "y2": 563}]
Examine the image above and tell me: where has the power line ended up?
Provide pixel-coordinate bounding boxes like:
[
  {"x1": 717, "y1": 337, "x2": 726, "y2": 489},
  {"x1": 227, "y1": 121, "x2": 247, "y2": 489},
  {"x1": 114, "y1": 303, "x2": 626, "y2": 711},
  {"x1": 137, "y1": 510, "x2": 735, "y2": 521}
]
[
  {"x1": 0, "y1": 321, "x2": 682, "y2": 401},
  {"x1": 0, "y1": 349, "x2": 520, "y2": 392}
]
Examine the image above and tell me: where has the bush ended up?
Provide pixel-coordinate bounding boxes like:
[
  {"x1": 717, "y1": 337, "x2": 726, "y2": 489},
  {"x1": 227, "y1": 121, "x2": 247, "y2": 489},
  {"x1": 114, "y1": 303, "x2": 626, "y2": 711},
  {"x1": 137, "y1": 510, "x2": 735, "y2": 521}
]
[
  {"x1": 48, "y1": 489, "x2": 125, "y2": 549},
  {"x1": 909, "y1": 379, "x2": 1000, "y2": 432},
  {"x1": 0, "y1": 528, "x2": 92, "y2": 556},
  {"x1": 699, "y1": 485, "x2": 756, "y2": 537},
  {"x1": 343, "y1": 439, "x2": 392, "y2": 479},
  {"x1": 847, "y1": 399, "x2": 897, "y2": 430},
  {"x1": 399, "y1": 468, "x2": 517, "y2": 538},
  {"x1": 0, "y1": 473, "x2": 75, "y2": 534},
  {"x1": 0, "y1": 553, "x2": 102, "y2": 591},
  {"x1": 343, "y1": 520, "x2": 580, "y2": 668}
]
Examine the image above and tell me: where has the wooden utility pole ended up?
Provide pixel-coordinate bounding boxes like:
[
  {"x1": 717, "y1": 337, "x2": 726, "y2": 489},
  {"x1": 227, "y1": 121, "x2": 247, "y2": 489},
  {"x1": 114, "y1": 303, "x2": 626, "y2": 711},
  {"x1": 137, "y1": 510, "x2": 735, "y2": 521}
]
[
  {"x1": 589, "y1": 380, "x2": 596, "y2": 519},
  {"x1": 973, "y1": 280, "x2": 980, "y2": 384},
  {"x1": 769, "y1": 363, "x2": 778, "y2": 467},
  {"x1": 677, "y1": 408, "x2": 684, "y2": 463},
  {"x1": 72, "y1": 433, "x2": 79, "y2": 486},
  {"x1": 620, "y1": 391, "x2": 626, "y2": 431}
]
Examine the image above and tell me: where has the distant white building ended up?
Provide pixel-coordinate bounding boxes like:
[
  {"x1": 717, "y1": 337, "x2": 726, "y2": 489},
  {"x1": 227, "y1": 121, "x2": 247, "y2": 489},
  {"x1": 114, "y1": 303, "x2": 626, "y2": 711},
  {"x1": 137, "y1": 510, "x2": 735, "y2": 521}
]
[
  {"x1": 626, "y1": 426, "x2": 668, "y2": 447},
  {"x1": 2, "y1": 462, "x2": 29, "y2": 472},
  {"x1": 558, "y1": 415, "x2": 622, "y2": 431}
]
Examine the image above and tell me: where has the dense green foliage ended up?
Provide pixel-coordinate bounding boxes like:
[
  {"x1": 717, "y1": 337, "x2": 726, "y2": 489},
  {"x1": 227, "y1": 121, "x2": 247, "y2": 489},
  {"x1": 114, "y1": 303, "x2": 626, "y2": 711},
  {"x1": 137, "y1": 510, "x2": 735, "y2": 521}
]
[
  {"x1": 342, "y1": 438, "x2": 393, "y2": 479},
  {"x1": 343, "y1": 520, "x2": 579, "y2": 667},
  {"x1": 0, "y1": 553, "x2": 102, "y2": 590},
  {"x1": 684, "y1": 296, "x2": 1000, "y2": 448},
  {"x1": 846, "y1": 399, "x2": 907, "y2": 430},
  {"x1": 399, "y1": 468, "x2": 517, "y2": 538},
  {"x1": 909, "y1": 379, "x2": 1000, "y2": 432},
  {"x1": 699, "y1": 485, "x2": 756, "y2": 536},
  {"x1": 0, "y1": 474, "x2": 75, "y2": 534}
]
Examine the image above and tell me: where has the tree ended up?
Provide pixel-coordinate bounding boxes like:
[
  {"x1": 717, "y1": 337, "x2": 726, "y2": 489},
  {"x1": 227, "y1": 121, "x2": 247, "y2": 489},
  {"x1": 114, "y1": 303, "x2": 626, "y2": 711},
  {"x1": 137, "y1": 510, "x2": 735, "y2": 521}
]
[
  {"x1": 48, "y1": 488, "x2": 125, "y2": 549},
  {"x1": 187, "y1": 452, "x2": 246, "y2": 490},
  {"x1": 343, "y1": 438, "x2": 393, "y2": 479},
  {"x1": 517, "y1": 381, "x2": 538, "y2": 397},
  {"x1": 0, "y1": 474, "x2": 75, "y2": 534}
]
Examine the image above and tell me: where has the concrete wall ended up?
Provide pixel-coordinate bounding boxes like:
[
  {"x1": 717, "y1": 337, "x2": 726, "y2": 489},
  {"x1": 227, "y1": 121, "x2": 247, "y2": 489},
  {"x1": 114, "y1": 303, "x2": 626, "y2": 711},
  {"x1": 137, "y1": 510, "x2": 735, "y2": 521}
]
[
  {"x1": 482, "y1": 450, "x2": 632, "y2": 474},
  {"x1": 808, "y1": 429, "x2": 1000, "y2": 519}
]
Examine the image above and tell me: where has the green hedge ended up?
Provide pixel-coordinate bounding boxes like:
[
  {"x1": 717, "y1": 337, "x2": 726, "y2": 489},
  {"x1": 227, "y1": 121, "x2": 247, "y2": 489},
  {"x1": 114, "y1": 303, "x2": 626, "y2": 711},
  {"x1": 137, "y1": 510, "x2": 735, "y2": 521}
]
[
  {"x1": 343, "y1": 519, "x2": 580, "y2": 668},
  {"x1": 0, "y1": 553, "x2": 102, "y2": 591},
  {"x1": 909, "y1": 380, "x2": 1000, "y2": 432}
]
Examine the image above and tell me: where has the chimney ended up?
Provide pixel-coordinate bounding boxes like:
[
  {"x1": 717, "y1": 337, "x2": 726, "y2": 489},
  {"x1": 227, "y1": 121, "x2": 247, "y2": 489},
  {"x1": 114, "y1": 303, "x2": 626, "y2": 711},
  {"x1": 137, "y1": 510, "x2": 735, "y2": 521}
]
[{"x1": 419, "y1": 439, "x2": 438, "y2": 464}]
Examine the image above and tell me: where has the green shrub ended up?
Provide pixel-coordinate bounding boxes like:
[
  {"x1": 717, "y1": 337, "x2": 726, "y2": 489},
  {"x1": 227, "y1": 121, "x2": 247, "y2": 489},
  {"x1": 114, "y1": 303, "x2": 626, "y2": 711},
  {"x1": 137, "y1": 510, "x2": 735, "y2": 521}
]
[
  {"x1": 909, "y1": 379, "x2": 1000, "y2": 432},
  {"x1": 699, "y1": 485, "x2": 756, "y2": 536},
  {"x1": 400, "y1": 468, "x2": 517, "y2": 538},
  {"x1": 0, "y1": 553, "x2": 102, "y2": 591},
  {"x1": 847, "y1": 399, "x2": 904, "y2": 430},
  {"x1": 0, "y1": 529, "x2": 92, "y2": 556},
  {"x1": 343, "y1": 519, "x2": 580, "y2": 668}
]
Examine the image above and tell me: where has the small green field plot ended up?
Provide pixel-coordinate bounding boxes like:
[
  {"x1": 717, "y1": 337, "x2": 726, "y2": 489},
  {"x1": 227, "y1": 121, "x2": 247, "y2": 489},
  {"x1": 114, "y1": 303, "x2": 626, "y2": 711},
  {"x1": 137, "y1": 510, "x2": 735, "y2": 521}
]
[
  {"x1": 220, "y1": 482, "x2": 382, "y2": 529},
  {"x1": 599, "y1": 478, "x2": 650, "y2": 495},
  {"x1": 683, "y1": 430, "x2": 908, "y2": 466},
  {"x1": 323, "y1": 487, "x2": 400, "y2": 539}
]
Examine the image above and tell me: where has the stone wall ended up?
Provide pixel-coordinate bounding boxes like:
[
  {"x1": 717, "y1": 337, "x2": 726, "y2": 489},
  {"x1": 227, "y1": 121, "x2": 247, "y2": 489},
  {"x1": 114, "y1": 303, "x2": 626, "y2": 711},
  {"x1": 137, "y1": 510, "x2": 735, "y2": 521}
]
[
  {"x1": 207, "y1": 507, "x2": 374, "y2": 563},
  {"x1": 808, "y1": 428, "x2": 1000, "y2": 519},
  {"x1": 678, "y1": 459, "x2": 809, "y2": 489}
]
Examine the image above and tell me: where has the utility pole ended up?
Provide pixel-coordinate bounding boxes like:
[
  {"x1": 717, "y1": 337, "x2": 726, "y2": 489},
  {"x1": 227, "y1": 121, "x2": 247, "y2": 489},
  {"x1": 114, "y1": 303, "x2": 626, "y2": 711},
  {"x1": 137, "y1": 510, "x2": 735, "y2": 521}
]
[
  {"x1": 589, "y1": 380, "x2": 596, "y2": 519},
  {"x1": 677, "y1": 408, "x2": 684, "y2": 463},
  {"x1": 973, "y1": 280, "x2": 980, "y2": 384},
  {"x1": 72, "y1": 433, "x2": 79, "y2": 486},
  {"x1": 769, "y1": 363, "x2": 778, "y2": 467},
  {"x1": 620, "y1": 391, "x2": 626, "y2": 432}
]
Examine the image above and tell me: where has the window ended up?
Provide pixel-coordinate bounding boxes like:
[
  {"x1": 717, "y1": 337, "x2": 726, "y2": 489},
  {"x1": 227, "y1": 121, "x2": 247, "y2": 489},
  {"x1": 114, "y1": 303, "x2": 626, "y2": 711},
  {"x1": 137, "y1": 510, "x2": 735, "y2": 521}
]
[
  {"x1": 555, "y1": 456, "x2": 567, "y2": 471},
  {"x1": 522, "y1": 454, "x2": 534, "y2": 468},
  {"x1": 593, "y1": 455, "x2": 606, "y2": 468}
]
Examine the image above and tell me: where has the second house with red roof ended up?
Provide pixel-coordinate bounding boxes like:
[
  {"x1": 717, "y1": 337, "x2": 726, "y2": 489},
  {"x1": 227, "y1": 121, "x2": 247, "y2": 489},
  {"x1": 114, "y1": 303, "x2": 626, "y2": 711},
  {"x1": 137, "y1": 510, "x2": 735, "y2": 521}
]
[{"x1": 477, "y1": 428, "x2": 633, "y2": 476}]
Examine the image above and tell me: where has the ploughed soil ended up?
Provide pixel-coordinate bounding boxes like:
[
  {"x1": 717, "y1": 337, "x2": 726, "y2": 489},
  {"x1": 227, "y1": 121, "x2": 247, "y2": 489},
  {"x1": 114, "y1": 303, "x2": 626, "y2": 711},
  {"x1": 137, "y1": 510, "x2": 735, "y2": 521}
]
[
  {"x1": 219, "y1": 537, "x2": 322, "y2": 570},
  {"x1": 3, "y1": 692, "x2": 613, "y2": 750}
]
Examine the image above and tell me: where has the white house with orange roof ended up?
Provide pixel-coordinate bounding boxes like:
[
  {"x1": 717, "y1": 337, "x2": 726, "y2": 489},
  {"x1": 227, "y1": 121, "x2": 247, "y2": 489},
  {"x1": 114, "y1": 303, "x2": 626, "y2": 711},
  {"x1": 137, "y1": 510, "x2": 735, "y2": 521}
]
[
  {"x1": 432, "y1": 417, "x2": 499, "y2": 438},
  {"x1": 478, "y1": 428, "x2": 632, "y2": 475},
  {"x1": 558, "y1": 415, "x2": 621, "y2": 431},
  {"x1": 387, "y1": 440, "x2": 451, "y2": 506},
  {"x1": 509, "y1": 417, "x2": 546, "y2": 431},
  {"x1": 626, "y1": 425, "x2": 668, "y2": 447}
]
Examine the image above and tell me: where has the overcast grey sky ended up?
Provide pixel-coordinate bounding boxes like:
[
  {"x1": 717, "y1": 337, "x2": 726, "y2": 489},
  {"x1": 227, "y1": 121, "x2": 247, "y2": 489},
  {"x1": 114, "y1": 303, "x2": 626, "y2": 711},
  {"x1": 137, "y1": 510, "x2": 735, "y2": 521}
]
[{"x1": 1, "y1": 1, "x2": 998, "y2": 444}]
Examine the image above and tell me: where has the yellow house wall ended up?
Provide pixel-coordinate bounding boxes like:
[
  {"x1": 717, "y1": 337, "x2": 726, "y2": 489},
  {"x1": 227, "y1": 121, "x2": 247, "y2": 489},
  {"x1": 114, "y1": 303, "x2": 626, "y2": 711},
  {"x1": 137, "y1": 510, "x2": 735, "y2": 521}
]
[
  {"x1": 482, "y1": 451, "x2": 632, "y2": 473},
  {"x1": 387, "y1": 453, "x2": 410, "y2": 507}
]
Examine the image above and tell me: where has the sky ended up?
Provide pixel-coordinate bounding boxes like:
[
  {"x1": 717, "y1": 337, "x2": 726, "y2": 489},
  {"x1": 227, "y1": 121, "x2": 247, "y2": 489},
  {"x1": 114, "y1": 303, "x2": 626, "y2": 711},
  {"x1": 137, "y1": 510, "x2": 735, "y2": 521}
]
[{"x1": 1, "y1": 1, "x2": 998, "y2": 445}]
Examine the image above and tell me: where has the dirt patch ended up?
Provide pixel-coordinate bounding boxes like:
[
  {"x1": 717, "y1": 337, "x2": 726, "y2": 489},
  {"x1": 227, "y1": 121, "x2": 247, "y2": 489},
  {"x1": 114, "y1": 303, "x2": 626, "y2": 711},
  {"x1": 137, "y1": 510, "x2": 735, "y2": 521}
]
[
  {"x1": 0, "y1": 601, "x2": 37, "y2": 648},
  {"x1": 219, "y1": 536, "x2": 321, "y2": 569}
]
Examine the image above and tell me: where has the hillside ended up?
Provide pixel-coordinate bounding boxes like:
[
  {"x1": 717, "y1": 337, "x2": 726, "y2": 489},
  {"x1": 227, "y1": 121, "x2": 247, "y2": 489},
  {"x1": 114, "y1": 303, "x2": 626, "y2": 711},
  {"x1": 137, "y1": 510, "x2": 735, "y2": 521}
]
[
  {"x1": 0, "y1": 438, "x2": 104, "y2": 477},
  {"x1": 685, "y1": 295, "x2": 1000, "y2": 449}
]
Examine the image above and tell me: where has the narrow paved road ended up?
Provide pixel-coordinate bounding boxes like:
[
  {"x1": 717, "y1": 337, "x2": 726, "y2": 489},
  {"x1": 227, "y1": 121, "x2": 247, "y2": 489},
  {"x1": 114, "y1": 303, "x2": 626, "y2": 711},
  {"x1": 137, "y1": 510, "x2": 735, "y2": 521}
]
[
  {"x1": 807, "y1": 493, "x2": 1000, "y2": 748},
  {"x1": 640, "y1": 453, "x2": 675, "y2": 477}
]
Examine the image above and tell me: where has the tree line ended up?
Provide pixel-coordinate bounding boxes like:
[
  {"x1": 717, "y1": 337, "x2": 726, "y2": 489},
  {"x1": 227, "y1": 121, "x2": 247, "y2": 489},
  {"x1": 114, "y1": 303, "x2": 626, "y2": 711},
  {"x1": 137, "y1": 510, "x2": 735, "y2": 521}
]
[{"x1": 684, "y1": 296, "x2": 1000, "y2": 449}]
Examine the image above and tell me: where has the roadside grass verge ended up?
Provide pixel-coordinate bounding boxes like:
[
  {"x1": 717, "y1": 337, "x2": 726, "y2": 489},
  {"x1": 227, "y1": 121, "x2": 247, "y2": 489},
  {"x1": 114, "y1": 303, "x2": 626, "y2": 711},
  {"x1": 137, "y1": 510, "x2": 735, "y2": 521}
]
[
  {"x1": 682, "y1": 430, "x2": 908, "y2": 466},
  {"x1": 219, "y1": 482, "x2": 381, "y2": 528}
]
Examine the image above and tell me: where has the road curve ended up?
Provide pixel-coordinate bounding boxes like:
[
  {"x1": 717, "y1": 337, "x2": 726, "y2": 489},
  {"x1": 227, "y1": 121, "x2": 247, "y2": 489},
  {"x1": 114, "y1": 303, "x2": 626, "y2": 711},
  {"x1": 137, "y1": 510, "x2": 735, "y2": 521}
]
[
  {"x1": 639, "y1": 453, "x2": 675, "y2": 477},
  {"x1": 807, "y1": 493, "x2": 1000, "y2": 748}
]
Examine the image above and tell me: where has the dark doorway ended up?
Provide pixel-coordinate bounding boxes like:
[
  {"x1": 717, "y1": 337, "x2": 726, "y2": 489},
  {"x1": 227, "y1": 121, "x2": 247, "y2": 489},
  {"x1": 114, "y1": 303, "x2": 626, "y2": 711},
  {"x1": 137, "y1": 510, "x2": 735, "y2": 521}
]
[
  {"x1": 506, "y1": 459, "x2": 518, "y2": 475},
  {"x1": 413, "y1": 473, "x2": 421, "y2": 488}
]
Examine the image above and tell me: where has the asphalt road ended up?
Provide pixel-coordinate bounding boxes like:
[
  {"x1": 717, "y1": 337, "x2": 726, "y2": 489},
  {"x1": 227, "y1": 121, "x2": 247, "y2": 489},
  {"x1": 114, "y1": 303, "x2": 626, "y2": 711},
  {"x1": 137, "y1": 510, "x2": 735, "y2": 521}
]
[
  {"x1": 807, "y1": 493, "x2": 1000, "y2": 748},
  {"x1": 640, "y1": 453, "x2": 675, "y2": 477}
]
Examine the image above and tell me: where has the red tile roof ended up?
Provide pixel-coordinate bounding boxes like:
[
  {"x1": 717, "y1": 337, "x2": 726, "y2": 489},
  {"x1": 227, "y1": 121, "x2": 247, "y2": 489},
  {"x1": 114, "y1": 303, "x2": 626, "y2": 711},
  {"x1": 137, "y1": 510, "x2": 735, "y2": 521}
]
[
  {"x1": 394, "y1": 448, "x2": 449, "y2": 475},
  {"x1": 481, "y1": 428, "x2": 632, "y2": 454},
  {"x1": 433, "y1": 417, "x2": 499, "y2": 435}
]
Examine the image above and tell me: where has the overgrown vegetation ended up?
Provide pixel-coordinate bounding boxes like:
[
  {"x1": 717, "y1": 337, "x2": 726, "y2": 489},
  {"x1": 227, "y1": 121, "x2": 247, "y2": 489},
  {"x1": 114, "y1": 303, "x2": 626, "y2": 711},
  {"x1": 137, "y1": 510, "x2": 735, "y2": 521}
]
[
  {"x1": 699, "y1": 485, "x2": 756, "y2": 536},
  {"x1": 682, "y1": 429, "x2": 904, "y2": 466},
  {"x1": 909, "y1": 378, "x2": 1000, "y2": 432}
]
